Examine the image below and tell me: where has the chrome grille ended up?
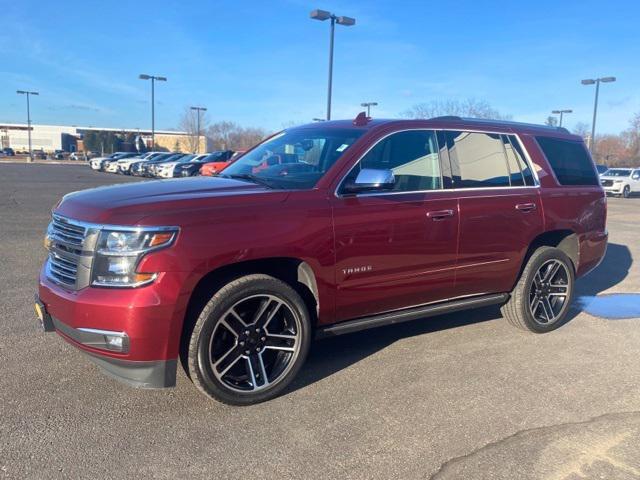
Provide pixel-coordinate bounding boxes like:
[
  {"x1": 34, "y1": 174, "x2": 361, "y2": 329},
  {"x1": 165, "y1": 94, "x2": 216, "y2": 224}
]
[
  {"x1": 46, "y1": 215, "x2": 89, "y2": 288},
  {"x1": 48, "y1": 251, "x2": 78, "y2": 286},
  {"x1": 601, "y1": 179, "x2": 613, "y2": 187}
]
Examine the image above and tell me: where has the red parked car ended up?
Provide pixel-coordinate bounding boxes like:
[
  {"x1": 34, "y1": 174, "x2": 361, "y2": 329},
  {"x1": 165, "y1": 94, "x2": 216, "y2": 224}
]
[
  {"x1": 200, "y1": 150, "x2": 244, "y2": 176},
  {"x1": 36, "y1": 114, "x2": 607, "y2": 405}
]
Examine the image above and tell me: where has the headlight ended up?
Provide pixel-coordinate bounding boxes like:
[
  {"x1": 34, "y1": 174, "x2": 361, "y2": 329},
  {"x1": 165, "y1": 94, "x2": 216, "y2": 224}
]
[
  {"x1": 613, "y1": 179, "x2": 623, "y2": 183},
  {"x1": 91, "y1": 228, "x2": 178, "y2": 287}
]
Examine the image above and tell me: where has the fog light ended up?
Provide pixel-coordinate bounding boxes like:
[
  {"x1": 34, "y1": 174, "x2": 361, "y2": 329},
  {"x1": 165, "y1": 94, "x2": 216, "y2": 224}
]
[{"x1": 105, "y1": 335, "x2": 124, "y2": 350}]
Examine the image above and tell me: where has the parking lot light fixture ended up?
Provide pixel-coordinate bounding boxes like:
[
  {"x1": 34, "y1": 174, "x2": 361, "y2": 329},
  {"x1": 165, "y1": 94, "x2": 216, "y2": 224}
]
[
  {"x1": 581, "y1": 76, "x2": 616, "y2": 151},
  {"x1": 551, "y1": 109, "x2": 572, "y2": 127},
  {"x1": 190, "y1": 106, "x2": 207, "y2": 153},
  {"x1": 16, "y1": 90, "x2": 39, "y2": 162},
  {"x1": 360, "y1": 102, "x2": 378, "y2": 117},
  {"x1": 310, "y1": 9, "x2": 356, "y2": 121},
  {"x1": 139, "y1": 74, "x2": 167, "y2": 149}
]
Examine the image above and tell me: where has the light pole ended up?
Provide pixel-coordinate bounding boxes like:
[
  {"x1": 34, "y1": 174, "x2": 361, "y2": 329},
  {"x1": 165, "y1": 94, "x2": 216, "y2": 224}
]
[
  {"x1": 581, "y1": 76, "x2": 616, "y2": 151},
  {"x1": 139, "y1": 74, "x2": 167, "y2": 149},
  {"x1": 310, "y1": 9, "x2": 355, "y2": 121},
  {"x1": 551, "y1": 109, "x2": 572, "y2": 127},
  {"x1": 360, "y1": 102, "x2": 378, "y2": 117},
  {"x1": 190, "y1": 106, "x2": 207, "y2": 153},
  {"x1": 16, "y1": 90, "x2": 39, "y2": 162}
]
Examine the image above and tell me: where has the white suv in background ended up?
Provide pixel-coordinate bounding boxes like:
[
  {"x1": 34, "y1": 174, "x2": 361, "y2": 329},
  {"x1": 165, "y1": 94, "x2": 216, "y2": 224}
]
[{"x1": 600, "y1": 168, "x2": 640, "y2": 198}]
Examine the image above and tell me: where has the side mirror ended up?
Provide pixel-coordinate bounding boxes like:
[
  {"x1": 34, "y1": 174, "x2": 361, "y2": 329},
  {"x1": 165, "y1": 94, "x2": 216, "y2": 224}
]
[
  {"x1": 343, "y1": 168, "x2": 395, "y2": 194},
  {"x1": 633, "y1": 173, "x2": 640, "y2": 180}
]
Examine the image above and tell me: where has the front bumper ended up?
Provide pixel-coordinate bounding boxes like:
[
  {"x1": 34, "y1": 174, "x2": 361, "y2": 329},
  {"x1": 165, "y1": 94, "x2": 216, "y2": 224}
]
[
  {"x1": 37, "y1": 267, "x2": 188, "y2": 388},
  {"x1": 602, "y1": 184, "x2": 624, "y2": 194}
]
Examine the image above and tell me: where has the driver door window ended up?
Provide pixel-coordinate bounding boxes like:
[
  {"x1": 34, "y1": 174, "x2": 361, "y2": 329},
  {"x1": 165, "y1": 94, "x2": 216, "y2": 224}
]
[{"x1": 342, "y1": 130, "x2": 443, "y2": 192}]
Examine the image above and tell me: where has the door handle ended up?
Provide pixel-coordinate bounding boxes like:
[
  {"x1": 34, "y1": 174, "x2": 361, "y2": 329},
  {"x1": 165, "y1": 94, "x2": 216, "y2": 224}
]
[
  {"x1": 515, "y1": 203, "x2": 537, "y2": 212},
  {"x1": 426, "y1": 209, "x2": 454, "y2": 221}
]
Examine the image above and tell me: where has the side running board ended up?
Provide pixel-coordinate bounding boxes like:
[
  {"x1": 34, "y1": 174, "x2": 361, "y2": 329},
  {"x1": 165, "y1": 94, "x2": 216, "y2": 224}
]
[{"x1": 316, "y1": 293, "x2": 508, "y2": 338}]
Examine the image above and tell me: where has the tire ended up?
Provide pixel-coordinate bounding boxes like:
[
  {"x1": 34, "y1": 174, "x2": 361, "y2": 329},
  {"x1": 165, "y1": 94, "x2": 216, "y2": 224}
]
[
  {"x1": 187, "y1": 274, "x2": 312, "y2": 405},
  {"x1": 501, "y1": 246, "x2": 575, "y2": 333},
  {"x1": 623, "y1": 185, "x2": 631, "y2": 198}
]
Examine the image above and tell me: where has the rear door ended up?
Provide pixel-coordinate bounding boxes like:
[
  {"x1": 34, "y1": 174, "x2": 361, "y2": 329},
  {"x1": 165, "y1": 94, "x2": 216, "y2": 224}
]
[
  {"x1": 444, "y1": 131, "x2": 544, "y2": 297},
  {"x1": 331, "y1": 129, "x2": 459, "y2": 321}
]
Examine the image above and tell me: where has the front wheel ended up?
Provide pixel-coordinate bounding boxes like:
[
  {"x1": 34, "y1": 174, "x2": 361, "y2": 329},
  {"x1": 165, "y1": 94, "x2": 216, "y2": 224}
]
[
  {"x1": 623, "y1": 185, "x2": 631, "y2": 198},
  {"x1": 501, "y1": 246, "x2": 575, "y2": 333},
  {"x1": 187, "y1": 274, "x2": 311, "y2": 405}
]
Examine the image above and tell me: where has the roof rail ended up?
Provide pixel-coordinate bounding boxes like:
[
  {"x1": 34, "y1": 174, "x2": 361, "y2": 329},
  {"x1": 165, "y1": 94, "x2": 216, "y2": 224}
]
[
  {"x1": 428, "y1": 116, "x2": 571, "y2": 134},
  {"x1": 429, "y1": 115, "x2": 462, "y2": 121}
]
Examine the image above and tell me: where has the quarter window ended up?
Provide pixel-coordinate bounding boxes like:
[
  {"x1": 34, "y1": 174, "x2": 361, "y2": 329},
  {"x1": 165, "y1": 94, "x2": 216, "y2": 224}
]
[
  {"x1": 446, "y1": 131, "x2": 510, "y2": 188},
  {"x1": 342, "y1": 130, "x2": 442, "y2": 192},
  {"x1": 535, "y1": 136, "x2": 599, "y2": 186}
]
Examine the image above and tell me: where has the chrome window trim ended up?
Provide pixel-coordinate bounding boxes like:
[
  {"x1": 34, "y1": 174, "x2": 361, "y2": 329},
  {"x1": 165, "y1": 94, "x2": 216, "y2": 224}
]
[{"x1": 334, "y1": 127, "x2": 540, "y2": 198}]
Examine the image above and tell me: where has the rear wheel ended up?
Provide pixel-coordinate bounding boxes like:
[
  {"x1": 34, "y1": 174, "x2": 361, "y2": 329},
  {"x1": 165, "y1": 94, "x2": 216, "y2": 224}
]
[
  {"x1": 501, "y1": 247, "x2": 574, "y2": 333},
  {"x1": 187, "y1": 274, "x2": 311, "y2": 405}
]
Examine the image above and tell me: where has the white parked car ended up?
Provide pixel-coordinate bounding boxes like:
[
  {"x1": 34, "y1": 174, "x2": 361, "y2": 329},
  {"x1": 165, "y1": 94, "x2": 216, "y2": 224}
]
[
  {"x1": 91, "y1": 152, "x2": 136, "y2": 171},
  {"x1": 155, "y1": 154, "x2": 197, "y2": 178},
  {"x1": 600, "y1": 168, "x2": 640, "y2": 198},
  {"x1": 115, "y1": 152, "x2": 164, "y2": 175}
]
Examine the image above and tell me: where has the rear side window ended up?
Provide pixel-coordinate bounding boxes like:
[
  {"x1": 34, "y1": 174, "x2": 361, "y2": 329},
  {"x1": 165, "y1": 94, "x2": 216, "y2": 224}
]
[
  {"x1": 536, "y1": 136, "x2": 598, "y2": 186},
  {"x1": 503, "y1": 135, "x2": 535, "y2": 186},
  {"x1": 446, "y1": 131, "x2": 510, "y2": 188}
]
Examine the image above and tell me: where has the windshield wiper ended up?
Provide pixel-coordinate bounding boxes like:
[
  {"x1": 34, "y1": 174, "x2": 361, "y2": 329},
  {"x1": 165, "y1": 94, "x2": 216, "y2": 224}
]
[{"x1": 220, "y1": 173, "x2": 275, "y2": 189}]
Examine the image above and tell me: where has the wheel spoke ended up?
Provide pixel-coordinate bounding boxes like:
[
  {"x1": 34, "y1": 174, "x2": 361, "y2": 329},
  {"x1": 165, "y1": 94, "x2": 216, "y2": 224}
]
[
  {"x1": 534, "y1": 272, "x2": 544, "y2": 290},
  {"x1": 549, "y1": 284, "x2": 568, "y2": 296},
  {"x1": 245, "y1": 356, "x2": 258, "y2": 389},
  {"x1": 265, "y1": 333, "x2": 296, "y2": 352},
  {"x1": 257, "y1": 353, "x2": 270, "y2": 387},
  {"x1": 530, "y1": 295, "x2": 541, "y2": 312},
  {"x1": 542, "y1": 261, "x2": 562, "y2": 283},
  {"x1": 213, "y1": 345, "x2": 243, "y2": 377},
  {"x1": 253, "y1": 298, "x2": 282, "y2": 329},
  {"x1": 219, "y1": 308, "x2": 248, "y2": 337},
  {"x1": 541, "y1": 297, "x2": 555, "y2": 321}
]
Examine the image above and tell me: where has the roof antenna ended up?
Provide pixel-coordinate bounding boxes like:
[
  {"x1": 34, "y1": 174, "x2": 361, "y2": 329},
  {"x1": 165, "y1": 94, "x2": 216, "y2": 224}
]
[{"x1": 353, "y1": 111, "x2": 371, "y2": 126}]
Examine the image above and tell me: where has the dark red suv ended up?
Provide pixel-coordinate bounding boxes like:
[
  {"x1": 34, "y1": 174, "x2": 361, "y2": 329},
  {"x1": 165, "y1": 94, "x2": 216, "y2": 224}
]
[{"x1": 36, "y1": 115, "x2": 607, "y2": 405}]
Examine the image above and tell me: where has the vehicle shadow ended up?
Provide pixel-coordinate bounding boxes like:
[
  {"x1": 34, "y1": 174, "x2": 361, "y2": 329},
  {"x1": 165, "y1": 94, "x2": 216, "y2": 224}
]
[
  {"x1": 566, "y1": 242, "x2": 633, "y2": 320},
  {"x1": 289, "y1": 242, "x2": 632, "y2": 394},
  {"x1": 290, "y1": 305, "x2": 502, "y2": 394}
]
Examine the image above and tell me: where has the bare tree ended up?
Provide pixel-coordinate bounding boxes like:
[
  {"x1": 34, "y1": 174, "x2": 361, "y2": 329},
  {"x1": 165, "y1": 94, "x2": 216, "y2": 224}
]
[
  {"x1": 403, "y1": 98, "x2": 511, "y2": 120},
  {"x1": 545, "y1": 116, "x2": 558, "y2": 127},
  {"x1": 572, "y1": 122, "x2": 591, "y2": 141},
  {"x1": 207, "y1": 121, "x2": 269, "y2": 151},
  {"x1": 178, "y1": 107, "x2": 209, "y2": 153},
  {"x1": 207, "y1": 121, "x2": 240, "y2": 150}
]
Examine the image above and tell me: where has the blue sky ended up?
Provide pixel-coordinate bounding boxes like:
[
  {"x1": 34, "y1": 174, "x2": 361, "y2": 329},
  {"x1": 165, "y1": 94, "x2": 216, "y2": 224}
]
[{"x1": 1, "y1": 0, "x2": 639, "y2": 134}]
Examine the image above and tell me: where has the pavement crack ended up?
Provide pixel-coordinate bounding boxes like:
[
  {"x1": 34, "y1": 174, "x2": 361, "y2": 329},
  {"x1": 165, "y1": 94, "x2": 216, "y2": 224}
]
[{"x1": 427, "y1": 410, "x2": 640, "y2": 480}]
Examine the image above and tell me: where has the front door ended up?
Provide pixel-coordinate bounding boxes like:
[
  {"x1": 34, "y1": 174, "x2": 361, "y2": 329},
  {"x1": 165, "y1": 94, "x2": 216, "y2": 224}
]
[{"x1": 331, "y1": 129, "x2": 459, "y2": 322}]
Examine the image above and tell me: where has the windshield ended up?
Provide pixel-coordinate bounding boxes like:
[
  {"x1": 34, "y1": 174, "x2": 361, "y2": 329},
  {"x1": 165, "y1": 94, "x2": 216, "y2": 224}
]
[
  {"x1": 177, "y1": 154, "x2": 196, "y2": 163},
  {"x1": 221, "y1": 128, "x2": 365, "y2": 189},
  {"x1": 605, "y1": 169, "x2": 631, "y2": 177}
]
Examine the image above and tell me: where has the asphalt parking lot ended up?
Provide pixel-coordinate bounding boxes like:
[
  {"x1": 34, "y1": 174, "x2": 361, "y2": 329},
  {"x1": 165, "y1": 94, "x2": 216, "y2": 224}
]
[{"x1": 1, "y1": 163, "x2": 639, "y2": 479}]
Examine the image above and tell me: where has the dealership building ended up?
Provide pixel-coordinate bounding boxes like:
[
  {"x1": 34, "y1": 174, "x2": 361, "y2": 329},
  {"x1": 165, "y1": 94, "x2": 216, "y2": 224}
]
[{"x1": 0, "y1": 123, "x2": 205, "y2": 153}]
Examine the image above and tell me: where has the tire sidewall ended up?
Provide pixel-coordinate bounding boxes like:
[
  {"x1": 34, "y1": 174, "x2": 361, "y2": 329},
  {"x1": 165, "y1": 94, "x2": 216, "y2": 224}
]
[
  {"x1": 189, "y1": 276, "x2": 311, "y2": 405},
  {"x1": 520, "y1": 248, "x2": 575, "y2": 333}
]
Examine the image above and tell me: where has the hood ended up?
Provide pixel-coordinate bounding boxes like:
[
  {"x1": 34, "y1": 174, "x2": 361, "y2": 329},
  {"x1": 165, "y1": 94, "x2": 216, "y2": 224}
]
[
  {"x1": 157, "y1": 161, "x2": 179, "y2": 169},
  {"x1": 118, "y1": 157, "x2": 143, "y2": 165},
  {"x1": 55, "y1": 177, "x2": 288, "y2": 225},
  {"x1": 600, "y1": 174, "x2": 629, "y2": 180}
]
